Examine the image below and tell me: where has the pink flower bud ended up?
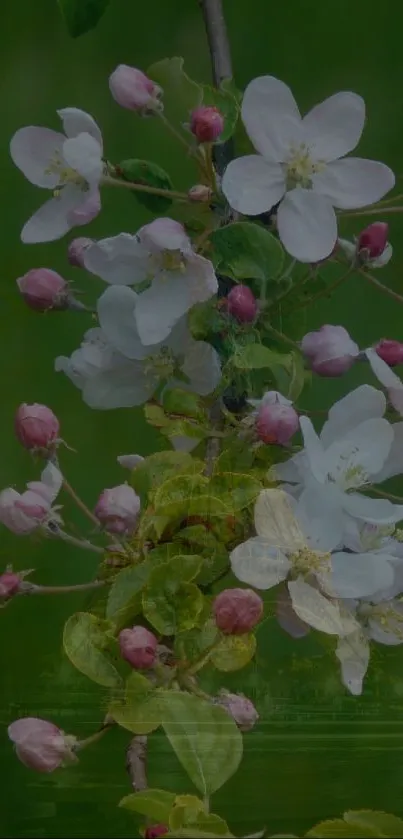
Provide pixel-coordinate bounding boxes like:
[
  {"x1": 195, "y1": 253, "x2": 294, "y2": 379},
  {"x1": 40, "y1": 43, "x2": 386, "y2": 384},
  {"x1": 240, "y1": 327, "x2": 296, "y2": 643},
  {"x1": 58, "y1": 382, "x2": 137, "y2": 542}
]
[
  {"x1": 119, "y1": 626, "x2": 158, "y2": 669},
  {"x1": 358, "y1": 222, "x2": 388, "y2": 259},
  {"x1": 8, "y1": 717, "x2": 77, "y2": 773},
  {"x1": 145, "y1": 826, "x2": 168, "y2": 839},
  {"x1": 213, "y1": 587, "x2": 263, "y2": 634},
  {"x1": 190, "y1": 106, "x2": 224, "y2": 143},
  {"x1": 17, "y1": 269, "x2": 68, "y2": 312},
  {"x1": 95, "y1": 484, "x2": 140, "y2": 534},
  {"x1": 375, "y1": 339, "x2": 403, "y2": 368},
  {"x1": 301, "y1": 324, "x2": 359, "y2": 377},
  {"x1": 0, "y1": 488, "x2": 50, "y2": 534},
  {"x1": 188, "y1": 184, "x2": 212, "y2": 203},
  {"x1": 67, "y1": 237, "x2": 93, "y2": 268},
  {"x1": 256, "y1": 402, "x2": 299, "y2": 445},
  {"x1": 15, "y1": 403, "x2": 59, "y2": 451},
  {"x1": 225, "y1": 285, "x2": 258, "y2": 324},
  {"x1": 215, "y1": 691, "x2": 259, "y2": 732},
  {"x1": 0, "y1": 570, "x2": 22, "y2": 600},
  {"x1": 109, "y1": 65, "x2": 162, "y2": 113}
]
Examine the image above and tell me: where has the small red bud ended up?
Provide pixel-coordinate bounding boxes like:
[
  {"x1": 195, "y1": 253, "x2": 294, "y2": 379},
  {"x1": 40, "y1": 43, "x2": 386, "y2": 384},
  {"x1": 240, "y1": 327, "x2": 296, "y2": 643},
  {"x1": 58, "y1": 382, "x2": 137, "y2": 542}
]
[
  {"x1": 256, "y1": 403, "x2": 299, "y2": 445},
  {"x1": 119, "y1": 626, "x2": 158, "y2": 669},
  {"x1": 213, "y1": 587, "x2": 263, "y2": 634},
  {"x1": 375, "y1": 339, "x2": 403, "y2": 367},
  {"x1": 15, "y1": 403, "x2": 60, "y2": 451},
  {"x1": 358, "y1": 222, "x2": 388, "y2": 259},
  {"x1": 225, "y1": 285, "x2": 258, "y2": 324},
  {"x1": 190, "y1": 106, "x2": 224, "y2": 143},
  {"x1": 17, "y1": 269, "x2": 68, "y2": 312},
  {"x1": 144, "y1": 826, "x2": 168, "y2": 839}
]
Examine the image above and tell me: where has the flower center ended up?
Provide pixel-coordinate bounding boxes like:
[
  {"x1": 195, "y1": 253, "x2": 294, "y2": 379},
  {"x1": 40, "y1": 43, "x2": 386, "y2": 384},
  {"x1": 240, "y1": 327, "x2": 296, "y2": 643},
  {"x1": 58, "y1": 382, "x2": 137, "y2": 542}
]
[
  {"x1": 45, "y1": 149, "x2": 88, "y2": 197},
  {"x1": 144, "y1": 347, "x2": 176, "y2": 381},
  {"x1": 160, "y1": 249, "x2": 186, "y2": 272},
  {"x1": 284, "y1": 143, "x2": 325, "y2": 190},
  {"x1": 289, "y1": 547, "x2": 330, "y2": 578}
]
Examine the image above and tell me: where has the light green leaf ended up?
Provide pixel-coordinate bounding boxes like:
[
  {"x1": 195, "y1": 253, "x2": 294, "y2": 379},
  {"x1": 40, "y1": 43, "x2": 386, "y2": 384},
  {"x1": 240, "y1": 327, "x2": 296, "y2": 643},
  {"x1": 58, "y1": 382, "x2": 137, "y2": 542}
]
[
  {"x1": 143, "y1": 555, "x2": 205, "y2": 635},
  {"x1": 306, "y1": 819, "x2": 379, "y2": 838},
  {"x1": 130, "y1": 450, "x2": 204, "y2": 502},
  {"x1": 109, "y1": 672, "x2": 162, "y2": 734},
  {"x1": 153, "y1": 474, "x2": 232, "y2": 519},
  {"x1": 160, "y1": 691, "x2": 243, "y2": 795},
  {"x1": 233, "y1": 344, "x2": 290, "y2": 371},
  {"x1": 63, "y1": 612, "x2": 121, "y2": 688},
  {"x1": 148, "y1": 57, "x2": 202, "y2": 132},
  {"x1": 174, "y1": 617, "x2": 219, "y2": 664},
  {"x1": 170, "y1": 799, "x2": 231, "y2": 835},
  {"x1": 220, "y1": 78, "x2": 243, "y2": 105},
  {"x1": 117, "y1": 159, "x2": 173, "y2": 212},
  {"x1": 57, "y1": 0, "x2": 109, "y2": 37},
  {"x1": 211, "y1": 633, "x2": 256, "y2": 672},
  {"x1": 119, "y1": 788, "x2": 175, "y2": 821},
  {"x1": 283, "y1": 350, "x2": 306, "y2": 401},
  {"x1": 165, "y1": 831, "x2": 234, "y2": 838},
  {"x1": 210, "y1": 472, "x2": 261, "y2": 513},
  {"x1": 106, "y1": 561, "x2": 153, "y2": 630},
  {"x1": 210, "y1": 222, "x2": 284, "y2": 282},
  {"x1": 344, "y1": 810, "x2": 403, "y2": 837},
  {"x1": 163, "y1": 388, "x2": 206, "y2": 420},
  {"x1": 201, "y1": 85, "x2": 239, "y2": 143},
  {"x1": 174, "y1": 526, "x2": 229, "y2": 586}
]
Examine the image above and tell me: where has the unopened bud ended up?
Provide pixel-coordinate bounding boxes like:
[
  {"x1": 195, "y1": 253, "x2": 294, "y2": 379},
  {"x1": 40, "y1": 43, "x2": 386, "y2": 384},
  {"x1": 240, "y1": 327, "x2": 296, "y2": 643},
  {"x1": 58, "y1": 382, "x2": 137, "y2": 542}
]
[
  {"x1": 188, "y1": 184, "x2": 212, "y2": 203},
  {"x1": 190, "y1": 106, "x2": 224, "y2": 143},
  {"x1": 301, "y1": 324, "x2": 359, "y2": 377},
  {"x1": 15, "y1": 403, "x2": 59, "y2": 451},
  {"x1": 0, "y1": 570, "x2": 23, "y2": 602},
  {"x1": 213, "y1": 587, "x2": 263, "y2": 634},
  {"x1": 225, "y1": 285, "x2": 258, "y2": 324},
  {"x1": 215, "y1": 690, "x2": 259, "y2": 732},
  {"x1": 358, "y1": 222, "x2": 389, "y2": 260},
  {"x1": 67, "y1": 237, "x2": 93, "y2": 268},
  {"x1": 119, "y1": 626, "x2": 158, "y2": 669},
  {"x1": 144, "y1": 826, "x2": 168, "y2": 839},
  {"x1": 94, "y1": 484, "x2": 140, "y2": 534},
  {"x1": 256, "y1": 402, "x2": 299, "y2": 445},
  {"x1": 8, "y1": 717, "x2": 77, "y2": 772},
  {"x1": 17, "y1": 269, "x2": 68, "y2": 312},
  {"x1": 109, "y1": 65, "x2": 162, "y2": 114},
  {"x1": 375, "y1": 339, "x2": 403, "y2": 368}
]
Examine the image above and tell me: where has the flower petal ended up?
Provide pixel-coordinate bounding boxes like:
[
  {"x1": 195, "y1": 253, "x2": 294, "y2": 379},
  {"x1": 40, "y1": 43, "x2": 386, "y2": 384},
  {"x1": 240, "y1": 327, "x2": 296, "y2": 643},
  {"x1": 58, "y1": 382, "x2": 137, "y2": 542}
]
[
  {"x1": 21, "y1": 186, "x2": 83, "y2": 243},
  {"x1": 323, "y1": 551, "x2": 394, "y2": 598},
  {"x1": 296, "y1": 484, "x2": 346, "y2": 551},
  {"x1": 97, "y1": 286, "x2": 147, "y2": 360},
  {"x1": 276, "y1": 585, "x2": 311, "y2": 638},
  {"x1": 277, "y1": 188, "x2": 337, "y2": 262},
  {"x1": 368, "y1": 600, "x2": 403, "y2": 645},
  {"x1": 57, "y1": 107, "x2": 103, "y2": 149},
  {"x1": 10, "y1": 127, "x2": 65, "y2": 188},
  {"x1": 320, "y1": 384, "x2": 386, "y2": 448},
  {"x1": 299, "y1": 417, "x2": 328, "y2": 483},
  {"x1": 230, "y1": 536, "x2": 290, "y2": 589},
  {"x1": 288, "y1": 578, "x2": 357, "y2": 635},
  {"x1": 312, "y1": 158, "x2": 395, "y2": 209},
  {"x1": 241, "y1": 75, "x2": 302, "y2": 160},
  {"x1": 84, "y1": 233, "x2": 149, "y2": 286},
  {"x1": 372, "y1": 242, "x2": 393, "y2": 268},
  {"x1": 62, "y1": 134, "x2": 102, "y2": 186},
  {"x1": 343, "y1": 491, "x2": 403, "y2": 525},
  {"x1": 336, "y1": 631, "x2": 370, "y2": 696},
  {"x1": 83, "y1": 359, "x2": 152, "y2": 409},
  {"x1": 254, "y1": 487, "x2": 306, "y2": 550},
  {"x1": 67, "y1": 188, "x2": 101, "y2": 227},
  {"x1": 303, "y1": 92, "x2": 365, "y2": 162},
  {"x1": 325, "y1": 417, "x2": 393, "y2": 489},
  {"x1": 375, "y1": 422, "x2": 403, "y2": 483},
  {"x1": 222, "y1": 155, "x2": 285, "y2": 216},
  {"x1": 365, "y1": 347, "x2": 403, "y2": 415},
  {"x1": 180, "y1": 339, "x2": 221, "y2": 396}
]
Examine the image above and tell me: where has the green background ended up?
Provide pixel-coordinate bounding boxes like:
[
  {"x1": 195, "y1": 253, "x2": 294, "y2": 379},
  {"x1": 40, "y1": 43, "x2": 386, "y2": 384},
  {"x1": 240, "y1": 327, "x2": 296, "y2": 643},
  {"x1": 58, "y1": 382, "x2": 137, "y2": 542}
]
[{"x1": 1, "y1": 0, "x2": 403, "y2": 836}]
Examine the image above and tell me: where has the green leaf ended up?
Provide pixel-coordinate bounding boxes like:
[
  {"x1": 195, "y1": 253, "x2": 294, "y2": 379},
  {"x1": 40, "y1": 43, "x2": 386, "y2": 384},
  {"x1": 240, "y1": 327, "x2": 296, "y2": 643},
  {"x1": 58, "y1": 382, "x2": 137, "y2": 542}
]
[
  {"x1": 148, "y1": 57, "x2": 202, "y2": 133},
  {"x1": 220, "y1": 78, "x2": 243, "y2": 105},
  {"x1": 63, "y1": 612, "x2": 122, "y2": 688},
  {"x1": 174, "y1": 617, "x2": 219, "y2": 664},
  {"x1": 233, "y1": 343, "x2": 290, "y2": 371},
  {"x1": 106, "y1": 561, "x2": 153, "y2": 630},
  {"x1": 213, "y1": 438, "x2": 255, "y2": 473},
  {"x1": 210, "y1": 472, "x2": 261, "y2": 513},
  {"x1": 119, "y1": 788, "x2": 175, "y2": 821},
  {"x1": 160, "y1": 691, "x2": 243, "y2": 795},
  {"x1": 153, "y1": 474, "x2": 231, "y2": 519},
  {"x1": 109, "y1": 672, "x2": 162, "y2": 734},
  {"x1": 344, "y1": 811, "x2": 403, "y2": 837},
  {"x1": 130, "y1": 450, "x2": 204, "y2": 502},
  {"x1": 57, "y1": 0, "x2": 109, "y2": 37},
  {"x1": 283, "y1": 350, "x2": 305, "y2": 401},
  {"x1": 210, "y1": 222, "x2": 284, "y2": 282},
  {"x1": 306, "y1": 819, "x2": 379, "y2": 838},
  {"x1": 188, "y1": 298, "x2": 224, "y2": 341},
  {"x1": 211, "y1": 633, "x2": 256, "y2": 672},
  {"x1": 163, "y1": 388, "x2": 205, "y2": 420},
  {"x1": 201, "y1": 85, "x2": 239, "y2": 143},
  {"x1": 174, "y1": 526, "x2": 229, "y2": 586},
  {"x1": 170, "y1": 796, "x2": 231, "y2": 835},
  {"x1": 143, "y1": 555, "x2": 205, "y2": 635},
  {"x1": 165, "y1": 831, "x2": 234, "y2": 838},
  {"x1": 117, "y1": 159, "x2": 173, "y2": 213}
]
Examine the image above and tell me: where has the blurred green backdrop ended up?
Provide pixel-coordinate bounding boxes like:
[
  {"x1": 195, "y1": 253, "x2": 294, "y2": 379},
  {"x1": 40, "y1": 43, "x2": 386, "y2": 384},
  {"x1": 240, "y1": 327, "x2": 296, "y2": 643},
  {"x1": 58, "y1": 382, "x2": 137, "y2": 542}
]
[{"x1": 2, "y1": 0, "x2": 403, "y2": 836}]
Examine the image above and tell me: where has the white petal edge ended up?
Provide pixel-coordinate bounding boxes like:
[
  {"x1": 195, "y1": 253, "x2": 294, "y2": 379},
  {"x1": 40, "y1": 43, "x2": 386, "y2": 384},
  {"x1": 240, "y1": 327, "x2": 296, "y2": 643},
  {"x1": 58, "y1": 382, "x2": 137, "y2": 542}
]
[
  {"x1": 241, "y1": 75, "x2": 302, "y2": 160},
  {"x1": 277, "y1": 188, "x2": 337, "y2": 263},
  {"x1": 302, "y1": 91, "x2": 365, "y2": 162},
  {"x1": 222, "y1": 155, "x2": 285, "y2": 216},
  {"x1": 312, "y1": 158, "x2": 395, "y2": 210},
  {"x1": 230, "y1": 536, "x2": 290, "y2": 589}
]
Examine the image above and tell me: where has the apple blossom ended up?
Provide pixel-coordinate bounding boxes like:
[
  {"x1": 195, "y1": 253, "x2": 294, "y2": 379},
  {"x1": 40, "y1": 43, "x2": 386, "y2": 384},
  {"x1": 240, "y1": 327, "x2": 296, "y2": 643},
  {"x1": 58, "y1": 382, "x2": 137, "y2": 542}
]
[
  {"x1": 109, "y1": 65, "x2": 162, "y2": 114},
  {"x1": 301, "y1": 324, "x2": 359, "y2": 377},
  {"x1": 365, "y1": 348, "x2": 403, "y2": 416},
  {"x1": 10, "y1": 108, "x2": 103, "y2": 243},
  {"x1": 8, "y1": 718, "x2": 77, "y2": 772},
  {"x1": 55, "y1": 290, "x2": 221, "y2": 409},
  {"x1": 119, "y1": 626, "x2": 158, "y2": 669},
  {"x1": 144, "y1": 826, "x2": 168, "y2": 839},
  {"x1": 375, "y1": 339, "x2": 403, "y2": 367},
  {"x1": 190, "y1": 106, "x2": 224, "y2": 142},
  {"x1": 0, "y1": 462, "x2": 62, "y2": 535},
  {"x1": 256, "y1": 400, "x2": 299, "y2": 445},
  {"x1": 215, "y1": 690, "x2": 259, "y2": 731},
  {"x1": 225, "y1": 285, "x2": 258, "y2": 323},
  {"x1": 94, "y1": 484, "x2": 140, "y2": 534},
  {"x1": 222, "y1": 76, "x2": 395, "y2": 262},
  {"x1": 17, "y1": 268, "x2": 69, "y2": 311},
  {"x1": 82, "y1": 218, "x2": 218, "y2": 345},
  {"x1": 67, "y1": 237, "x2": 93, "y2": 267},
  {"x1": 213, "y1": 588, "x2": 263, "y2": 634},
  {"x1": 15, "y1": 403, "x2": 59, "y2": 451}
]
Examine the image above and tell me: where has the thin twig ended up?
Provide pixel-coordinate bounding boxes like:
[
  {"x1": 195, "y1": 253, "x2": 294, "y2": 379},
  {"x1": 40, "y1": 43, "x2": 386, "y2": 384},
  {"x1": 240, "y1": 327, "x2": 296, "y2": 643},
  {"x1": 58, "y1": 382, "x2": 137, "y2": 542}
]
[
  {"x1": 126, "y1": 735, "x2": 148, "y2": 791},
  {"x1": 289, "y1": 267, "x2": 353, "y2": 312},
  {"x1": 102, "y1": 175, "x2": 189, "y2": 202},
  {"x1": 52, "y1": 528, "x2": 104, "y2": 555},
  {"x1": 340, "y1": 205, "x2": 403, "y2": 218},
  {"x1": 19, "y1": 580, "x2": 105, "y2": 596},
  {"x1": 62, "y1": 477, "x2": 100, "y2": 527},
  {"x1": 358, "y1": 267, "x2": 403, "y2": 305}
]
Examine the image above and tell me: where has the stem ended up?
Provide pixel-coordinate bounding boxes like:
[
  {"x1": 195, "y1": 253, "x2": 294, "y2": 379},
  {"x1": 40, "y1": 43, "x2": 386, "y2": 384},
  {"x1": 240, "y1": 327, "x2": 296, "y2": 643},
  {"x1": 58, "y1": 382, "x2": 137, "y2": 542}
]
[
  {"x1": 203, "y1": 796, "x2": 210, "y2": 813},
  {"x1": 363, "y1": 486, "x2": 403, "y2": 504},
  {"x1": 53, "y1": 528, "x2": 104, "y2": 555},
  {"x1": 62, "y1": 477, "x2": 100, "y2": 527},
  {"x1": 102, "y1": 175, "x2": 189, "y2": 202},
  {"x1": 290, "y1": 267, "x2": 354, "y2": 313},
  {"x1": 358, "y1": 267, "x2": 403, "y2": 305},
  {"x1": 264, "y1": 323, "x2": 300, "y2": 350},
  {"x1": 198, "y1": 0, "x2": 233, "y2": 84},
  {"x1": 341, "y1": 205, "x2": 403, "y2": 218},
  {"x1": 75, "y1": 723, "x2": 114, "y2": 751},
  {"x1": 157, "y1": 112, "x2": 209, "y2": 179},
  {"x1": 126, "y1": 735, "x2": 148, "y2": 792},
  {"x1": 20, "y1": 579, "x2": 106, "y2": 595}
]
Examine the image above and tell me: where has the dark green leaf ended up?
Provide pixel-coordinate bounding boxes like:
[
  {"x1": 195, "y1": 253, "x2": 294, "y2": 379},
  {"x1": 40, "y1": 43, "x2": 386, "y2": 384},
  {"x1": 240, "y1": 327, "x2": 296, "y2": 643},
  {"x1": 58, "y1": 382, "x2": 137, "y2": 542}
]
[
  {"x1": 344, "y1": 810, "x2": 403, "y2": 837},
  {"x1": 118, "y1": 159, "x2": 173, "y2": 212},
  {"x1": 174, "y1": 617, "x2": 218, "y2": 664},
  {"x1": 211, "y1": 222, "x2": 284, "y2": 282},
  {"x1": 57, "y1": 0, "x2": 110, "y2": 37},
  {"x1": 233, "y1": 343, "x2": 290, "y2": 371},
  {"x1": 106, "y1": 561, "x2": 153, "y2": 630},
  {"x1": 63, "y1": 612, "x2": 121, "y2": 688}
]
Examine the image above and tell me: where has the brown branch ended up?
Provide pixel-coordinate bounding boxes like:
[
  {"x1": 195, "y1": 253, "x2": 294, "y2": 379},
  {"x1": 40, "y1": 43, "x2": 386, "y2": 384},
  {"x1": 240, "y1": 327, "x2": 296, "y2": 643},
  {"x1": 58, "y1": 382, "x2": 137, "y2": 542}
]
[
  {"x1": 126, "y1": 735, "x2": 148, "y2": 791},
  {"x1": 198, "y1": 0, "x2": 233, "y2": 84}
]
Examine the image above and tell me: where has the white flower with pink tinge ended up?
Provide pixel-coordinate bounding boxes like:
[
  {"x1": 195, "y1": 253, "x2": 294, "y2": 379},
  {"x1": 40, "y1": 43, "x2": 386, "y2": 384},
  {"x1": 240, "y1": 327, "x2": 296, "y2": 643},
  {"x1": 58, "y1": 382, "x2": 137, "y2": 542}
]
[
  {"x1": 0, "y1": 462, "x2": 62, "y2": 535},
  {"x1": 83, "y1": 218, "x2": 218, "y2": 345},
  {"x1": 10, "y1": 108, "x2": 103, "y2": 243},
  {"x1": 222, "y1": 76, "x2": 395, "y2": 263}
]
